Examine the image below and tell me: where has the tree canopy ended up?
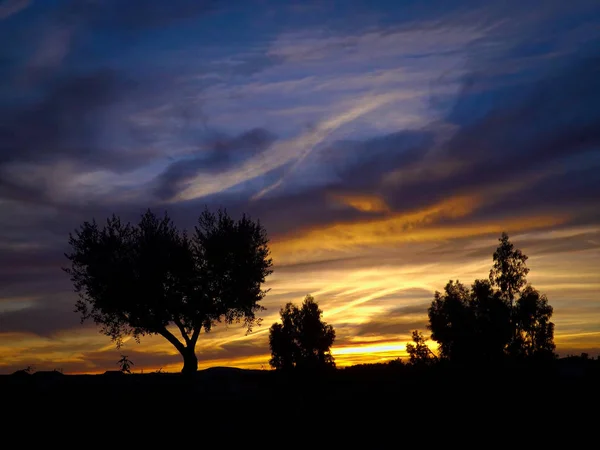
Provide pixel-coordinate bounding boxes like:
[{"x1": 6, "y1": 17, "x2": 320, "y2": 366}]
[
  {"x1": 269, "y1": 295, "x2": 336, "y2": 371},
  {"x1": 64, "y1": 208, "x2": 273, "y2": 374},
  {"x1": 427, "y1": 279, "x2": 512, "y2": 363}
]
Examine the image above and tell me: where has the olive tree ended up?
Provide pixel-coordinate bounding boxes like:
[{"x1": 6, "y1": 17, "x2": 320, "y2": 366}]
[{"x1": 64, "y1": 208, "x2": 273, "y2": 374}]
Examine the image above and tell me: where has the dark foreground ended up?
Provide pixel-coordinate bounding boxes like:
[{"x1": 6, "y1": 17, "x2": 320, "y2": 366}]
[{"x1": 2, "y1": 358, "x2": 598, "y2": 439}]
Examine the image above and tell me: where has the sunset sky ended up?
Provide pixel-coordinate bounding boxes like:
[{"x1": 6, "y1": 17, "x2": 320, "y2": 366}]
[{"x1": 1, "y1": 0, "x2": 599, "y2": 374}]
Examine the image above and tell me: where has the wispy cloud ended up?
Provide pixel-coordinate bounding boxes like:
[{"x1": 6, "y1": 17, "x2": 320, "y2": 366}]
[{"x1": 172, "y1": 92, "x2": 404, "y2": 202}]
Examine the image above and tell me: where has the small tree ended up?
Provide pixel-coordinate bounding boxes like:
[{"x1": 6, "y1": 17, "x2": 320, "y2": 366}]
[
  {"x1": 406, "y1": 330, "x2": 436, "y2": 366},
  {"x1": 117, "y1": 355, "x2": 134, "y2": 374},
  {"x1": 64, "y1": 208, "x2": 273, "y2": 374},
  {"x1": 269, "y1": 295, "x2": 336, "y2": 371}
]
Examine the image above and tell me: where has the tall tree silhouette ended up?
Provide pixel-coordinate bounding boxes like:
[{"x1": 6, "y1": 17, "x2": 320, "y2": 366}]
[
  {"x1": 64, "y1": 208, "x2": 273, "y2": 374},
  {"x1": 269, "y1": 295, "x2": 336, "y2": 371},
  {"x1": 489, "y1": 232, "x2": 529, "y2": 306}
]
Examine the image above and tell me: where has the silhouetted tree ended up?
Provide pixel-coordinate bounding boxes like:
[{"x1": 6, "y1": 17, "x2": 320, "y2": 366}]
[
  {"x1": 489, "y1": 232, "x2": 529, "y2": 306},
  {"x1": 428, "y1": 280, "x2": 475, "y2": 362},
  {"x1": 117, "y1": 355, "x2": 134, "y2": 374},
  {"x1": 64, "y1": 208, "x2": 273, "y2": 374},
  {"x1": 269, "y1": 295, "x2": 336, "y2": 371},
  {"x1": 406, "y1": 330, "x2": 436, "y2": 366},
  {"x1": 510, "y1": 285, "x2": 555, "y2": 359},
  {"x1": 428, "y1": 233, "x2": 555, "y2": 363}
]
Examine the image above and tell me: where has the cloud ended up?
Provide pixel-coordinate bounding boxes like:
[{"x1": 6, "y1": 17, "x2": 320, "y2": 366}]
[
  {"x1": 26, "y1": 26, "x2": 73, "y2": 80},
  {"x1": 0, "y1": 68, "x2": 208, "y2": 207},
  {"x1": 331, "y1": 194, "x2": 390, "y2": 213},
  {"x1": 171, "y1": 92, "x2": 407, "y2": 202},
  {"x1": 356, "y1": 319, "x2": 427, "y2": 338},
  {"x1": 353, "y1": 301, "x2": 431, "y2": 338},
  {"x1": 0, "y1": 298, "x2": 83, "y2": 337},
  {"x1": 81, "y1": 0, "x2": 219, "y2": 31},
  {"x1": 155, "y1": 128, "x2": 277, "y2": 200},
  {"x1": 0, "y1": 70, "x2": 150, "y2": 206},
  {"x1": 0, "y1": 70, "x2": 138, "y2": 167},
  {"x1": 0, "y1": 0, "x2": 30, "y2": 20}
]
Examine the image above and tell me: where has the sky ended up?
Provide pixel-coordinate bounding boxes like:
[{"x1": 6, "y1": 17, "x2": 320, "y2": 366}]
[{"x1": 1, "y1": 0, "x2": 599, "y2": 374}]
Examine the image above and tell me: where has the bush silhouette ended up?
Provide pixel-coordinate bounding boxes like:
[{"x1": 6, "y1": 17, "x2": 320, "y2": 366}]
[
  {"x1": 64, "y1": 208, "x2": 273, "y2": 374},
  {"x1": 117, "y1": 355, "x2": 134, "y2": 374},
  {"x1": 269, "y1": 295, "x2": 336, "y2": 371}
]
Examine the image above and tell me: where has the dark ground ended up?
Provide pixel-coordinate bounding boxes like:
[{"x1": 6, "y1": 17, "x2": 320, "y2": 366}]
[{"x1": 1, "y1": 358, "x2": 597, "y2": 441}]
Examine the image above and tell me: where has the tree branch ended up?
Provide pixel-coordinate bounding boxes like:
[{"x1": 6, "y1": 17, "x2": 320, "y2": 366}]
[
  {"x1": 173, "y1": 317, "x2": 191, "y2": 346},
  {"x1": 190, "y1": 326, "x2": 202, "y2": 346},
  {"x1": 158, "y1": 327, "x2": 186, "y2": 355}
]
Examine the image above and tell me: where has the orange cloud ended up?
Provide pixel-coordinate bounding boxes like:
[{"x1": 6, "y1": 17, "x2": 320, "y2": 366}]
[
  {"x1": 331, "y1": 193, "x2": 391, "y2": 213},
  {"x1": 271, "y1": 192, "x2": 568, "y2": 264},
  {"x1": 331, "y1": 194, "x2": 390, "y2": 212}
]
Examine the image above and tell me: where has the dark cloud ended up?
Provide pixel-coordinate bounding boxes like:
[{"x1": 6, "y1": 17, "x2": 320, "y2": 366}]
[
  {"x1": 462, "y1": 229, "x2": 600, "y2": 261},
  {"x1": 356, "y1": 318, "x2": 428, "y2": 337},
  {"x1": 0, "y1": 69, "x2": 141, "y2": 172},
  {"x1": 387, "y1": 303, "x2": 432, "y2": 316},
  {"x1": 155, "y1": 128, "x2": 277, "y2": 200},
  {"x1": 351, "y1": 303, "x2": 431, "y2": 339},
  {"x1": 348, "y1": 301, "x2": 431, "y2": 338},
  {"x1": 0, "y1": 66, "x2": 205, "y2": 207},
  {"x1": 381, "y1": 57, "x2": 600, "y2": 214},
  {"x1": 0, "y1": 297, "x2": 83, "y2": 337},
  {"x1": 63, "y1": 0, "x2": 219, "y2": 32}
]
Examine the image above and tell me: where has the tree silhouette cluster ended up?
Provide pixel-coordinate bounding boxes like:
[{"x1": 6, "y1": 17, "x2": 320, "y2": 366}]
[
  {"x1": 411, "y1": 233, "x2": 556, "y2": 365},
  {"x1": 269, "y1": 295, "x2": 336, "y2": 371},
  {"x1": 64, "y1": 208, "x2": 273, "y2": 374}
]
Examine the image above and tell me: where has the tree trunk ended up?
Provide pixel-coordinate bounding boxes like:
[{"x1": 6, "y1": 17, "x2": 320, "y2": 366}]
[{"x1": 181, "y1": 346, "x2": 198, "y2": 375}]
